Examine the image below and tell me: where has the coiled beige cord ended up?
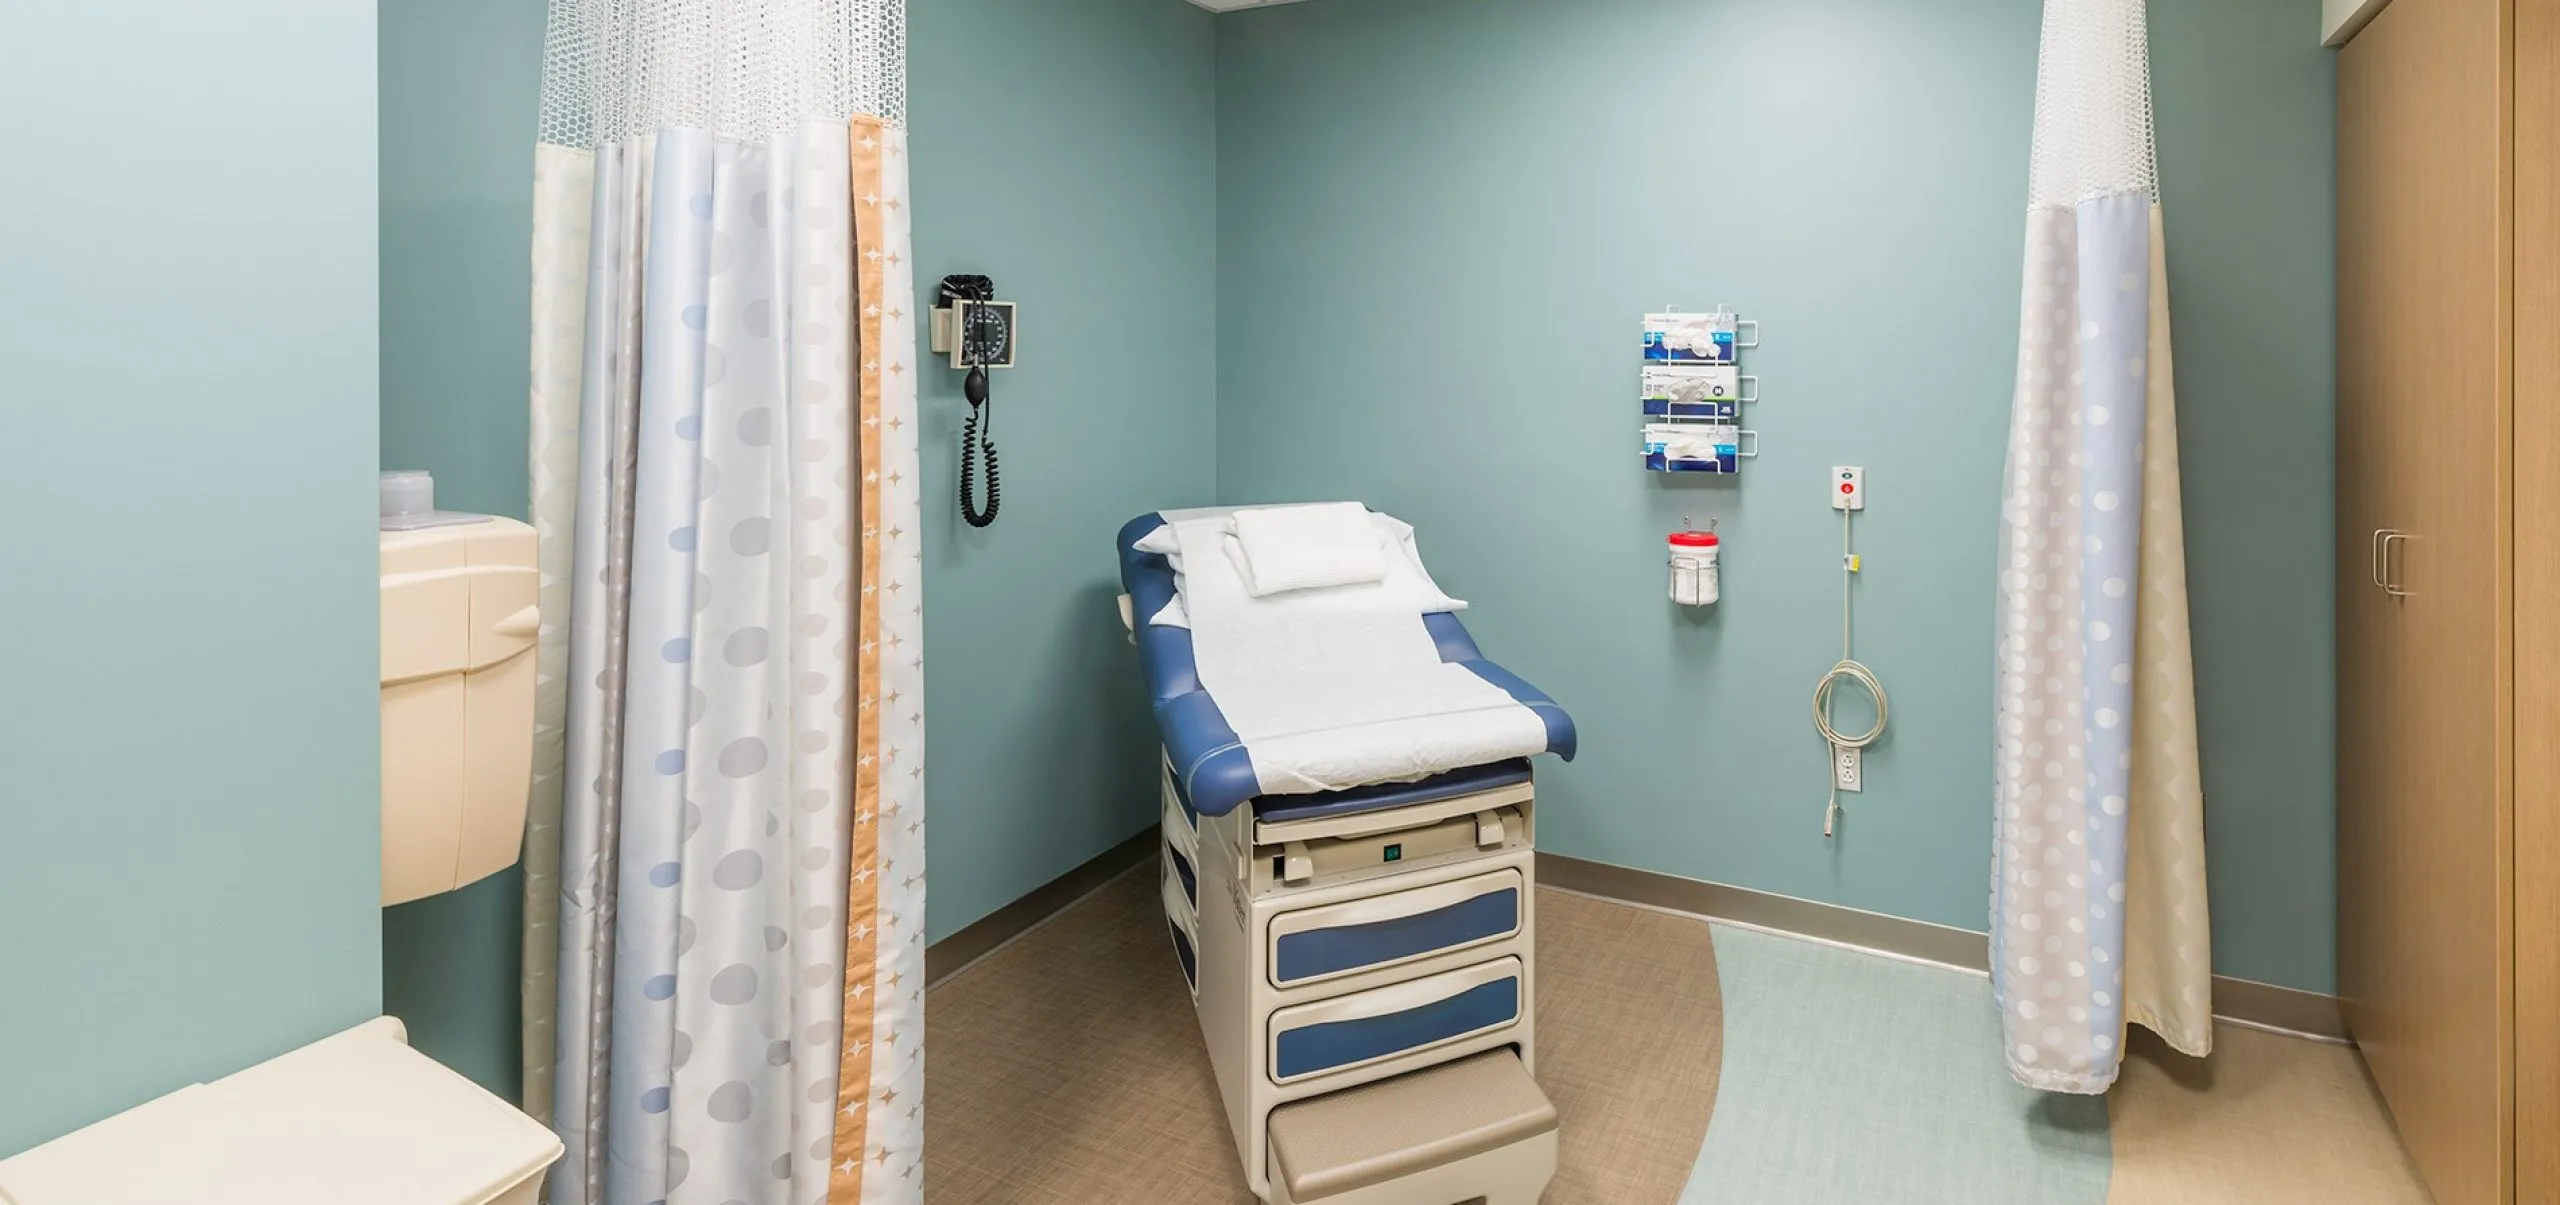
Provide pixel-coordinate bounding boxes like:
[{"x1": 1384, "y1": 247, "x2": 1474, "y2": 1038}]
[{"x1": 1813, "y1": 510, "x2": 1886, "y2": 836}]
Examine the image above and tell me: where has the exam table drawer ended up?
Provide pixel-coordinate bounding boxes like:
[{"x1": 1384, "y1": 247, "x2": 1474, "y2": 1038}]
[
  {"x1": 1268, "y1": 869, "x2": 1521, "y2": 989},
  {"x1": 1162, "y1": 773, "x2": 1197, "y2": 866},
  {"x1": 1162, "y1": 853, "x2": 1196, "y2": 928},
  {"x1": 1162, "y1": 860, "x2": 1198, "y2": 996},
  {"x1": 1170, "y1": 918, "x2": 1197, "y2": 995},
  {"x1": 1266, "y1": 957, "x2": 1521, "y2": 1085},
  {"x1": 1167, "y1": 840, "x2": 1198, "y2": 910}
]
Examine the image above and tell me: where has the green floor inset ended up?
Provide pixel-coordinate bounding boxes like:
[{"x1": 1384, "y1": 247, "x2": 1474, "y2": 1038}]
[{"x1": 1681, "y1": 925, "x2": 2111, "y2": 1205}]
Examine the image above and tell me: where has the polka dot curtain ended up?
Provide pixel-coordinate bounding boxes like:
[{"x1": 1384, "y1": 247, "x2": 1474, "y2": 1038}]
[
  {"x1": 1991, "y1": 0, "x2": 2212, "y2": 1094},
  {"x1": 524, "y1": 6, "x2": 922, "y2": 1202}
]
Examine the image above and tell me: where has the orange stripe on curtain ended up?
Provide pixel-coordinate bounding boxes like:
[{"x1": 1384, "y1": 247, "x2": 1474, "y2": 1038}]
[{"x1": 830, "y1": 112, "x2": 892, "y2": 1203}]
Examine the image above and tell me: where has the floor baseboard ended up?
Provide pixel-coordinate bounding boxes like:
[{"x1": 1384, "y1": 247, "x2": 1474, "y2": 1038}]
[
  {"x1": 921, "y1": 838, "x2": 2349, "y2": 1045},
  {"x1": 1538, "y1": 852, "x2": 2350, "y2": 1044},
  {"x1": 925, "y1": 830, "x2": 1156, "y2": 988}
]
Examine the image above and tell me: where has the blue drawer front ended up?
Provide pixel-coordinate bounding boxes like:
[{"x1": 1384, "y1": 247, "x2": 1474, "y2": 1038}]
[
  {"x1": 1170, "y1": 919, "x2": 1197, "y2": 989},
  {"x1": 1168, "y1": 843, "x2": 1196, "y2": 907},
  {"x1": 1273, "y1": 976, "x2": 1519, "y2": 1081},
  {"x1": 1274, "y1": 888, "x2": 1519, "y2": 984}
]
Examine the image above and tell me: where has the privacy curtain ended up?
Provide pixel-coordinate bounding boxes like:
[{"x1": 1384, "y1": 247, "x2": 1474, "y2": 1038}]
[
  {"x1": 1991, "y1": 0, "x2": 2210, "y2": 1093},
  {"x1": 522, "y1": 4, "x2": 924, "y2": 1200}
]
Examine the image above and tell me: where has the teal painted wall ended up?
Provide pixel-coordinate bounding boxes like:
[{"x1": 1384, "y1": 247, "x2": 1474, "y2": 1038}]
[
  {"x1": 0, "y1": 1, "x2": 385, "y2": 1157},
  {"x1": 912, "y1": 0, "x2": 1220, "y2": 943},
  {"x1": 2146, "y1": 0, "x2": 2339, "y2": 994},
  {"x1": 377, "y1": 0, "x2": 547, "y2": 1101},
  {"x1": 1214, "y1": 0, "x2": 2337, "y2": 991}
]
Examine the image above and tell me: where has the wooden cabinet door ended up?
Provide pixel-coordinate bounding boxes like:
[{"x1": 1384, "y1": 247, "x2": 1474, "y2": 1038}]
[
  {"x1": 2336, "y1": 0, "x2": 2419, "y2": 1157},
  {"x1": 2338, "y1": 0, "x2": 2514, "y2": 1202},
  {"x1": 2335, "y1": 20, "x2": 2412, "y2": 1170},
  {"x1": 2513, "y1": 0, "x2": 2560, "y2": 1197}
]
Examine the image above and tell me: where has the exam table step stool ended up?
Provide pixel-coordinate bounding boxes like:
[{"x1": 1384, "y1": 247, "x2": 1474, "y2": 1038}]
[{"x1": 1264, "y1": 1048, "x2": 1559, "y2": 1205}]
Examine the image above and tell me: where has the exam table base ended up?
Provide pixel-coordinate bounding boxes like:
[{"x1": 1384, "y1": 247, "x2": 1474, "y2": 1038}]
[{"x1": 1158, "y1": 759, "x2": 1558, "y2": 1203}]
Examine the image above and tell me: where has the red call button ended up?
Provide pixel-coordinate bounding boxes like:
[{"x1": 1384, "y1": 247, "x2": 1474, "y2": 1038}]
[{"x1": 1840, "y1": 483, "x2": 1855, "y2": 493}]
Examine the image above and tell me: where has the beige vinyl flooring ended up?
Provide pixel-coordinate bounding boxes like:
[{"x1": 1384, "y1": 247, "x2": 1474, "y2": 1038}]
[{"x1": 924, "y1": 871, "x2": 2431, "y2": 1204}]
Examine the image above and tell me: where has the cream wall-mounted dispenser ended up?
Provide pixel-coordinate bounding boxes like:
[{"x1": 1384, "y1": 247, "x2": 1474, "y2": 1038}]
[{"x1": 377, "y1": 471, "x2": 537, "y2": 907}]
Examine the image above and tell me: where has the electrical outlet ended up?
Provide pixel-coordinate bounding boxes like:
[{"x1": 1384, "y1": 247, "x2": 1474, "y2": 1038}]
[{"x1": 1833, "y1": 744, "x2": 1863, "y2": 792}]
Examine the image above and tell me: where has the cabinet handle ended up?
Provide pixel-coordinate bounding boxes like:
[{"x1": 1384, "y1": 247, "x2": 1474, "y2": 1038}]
[
  {"x1": 2371, "y1": 529, "x2": 2389, "y2": 588},
  {"x1": 2379, "y1": 531, "x2": 2411, "y2": 598}
]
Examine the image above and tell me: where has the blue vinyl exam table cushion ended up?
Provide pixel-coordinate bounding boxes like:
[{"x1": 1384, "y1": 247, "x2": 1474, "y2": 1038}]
[{"x1": 1118, "y1": 512, "x2": 1575, "y2": 819}]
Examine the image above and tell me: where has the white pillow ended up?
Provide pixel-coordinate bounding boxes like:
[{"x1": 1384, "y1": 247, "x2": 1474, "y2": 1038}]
[
  {"x1": 1227, "y1": 503, "x2": 1388, "y2": 596},
  {"x1": 1129, "y1": 511, "x2": 1465, "y2": 628}
]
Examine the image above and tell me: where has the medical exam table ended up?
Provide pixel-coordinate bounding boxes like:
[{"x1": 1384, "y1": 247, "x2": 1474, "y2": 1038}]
[{"x1": 1118, "y1": 506, "x2": 1577, "y2": 1205}]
